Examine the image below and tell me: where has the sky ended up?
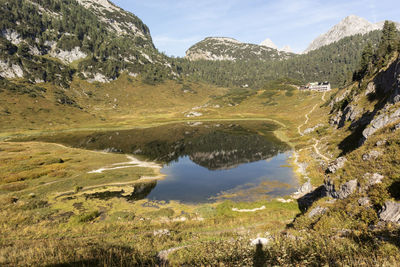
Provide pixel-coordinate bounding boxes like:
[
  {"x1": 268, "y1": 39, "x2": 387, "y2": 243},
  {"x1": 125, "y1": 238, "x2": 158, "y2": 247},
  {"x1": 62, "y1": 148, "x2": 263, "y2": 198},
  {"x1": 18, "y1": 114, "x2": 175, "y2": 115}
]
[{"x1": 113, "y1": 0, "x2": 400, "y2": 57}]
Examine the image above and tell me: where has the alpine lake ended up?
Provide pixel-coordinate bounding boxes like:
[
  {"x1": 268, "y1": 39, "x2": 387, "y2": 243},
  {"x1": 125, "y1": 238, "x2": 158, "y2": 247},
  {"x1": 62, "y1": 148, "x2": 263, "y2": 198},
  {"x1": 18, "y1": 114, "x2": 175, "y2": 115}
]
[{"x1": 22, "y1": 121, "x2": 298, "y2": 204}]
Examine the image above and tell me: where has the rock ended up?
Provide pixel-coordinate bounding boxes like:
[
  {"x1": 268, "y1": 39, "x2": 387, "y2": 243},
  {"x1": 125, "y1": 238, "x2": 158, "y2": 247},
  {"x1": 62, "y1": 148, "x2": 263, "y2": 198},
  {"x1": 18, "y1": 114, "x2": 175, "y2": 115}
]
[
  {"x1": 2, "y1": 29, "x2": 23, "y2": 45},
  {"x1": 87, "y1": 72, "x2": 111, "y2": 83},
  {"x1": 298, "y1": 180, "x2": 313, "y2": 194},
  {"x1": 325, "y1": 179, "x2": 358, "y2": 199},
  {"x1": 376, "y1": 140, "x2": 387, "y2": 146},
  {"x1": 0, "y1": 60, "x2": 24, "y2": 79},
  {"x1": 185, "y1": 111, "x2": 203, "y2": 118},
  {"x1": 363, "y1": 173, "x2": 384, "y2": 188},
  {"x1": 362, "y1": 150, "x2": 382, "y2": 161},
  {"x1": 308, "y1": 206, "x2": 327, "y2": 218},
  {"x1": 329, "y1": 105, "x2": 361, "y2": 129},
  {"x1": 153, "y1": 229, "x2": 170, "y2": 237},
  {"x1": 28, "y1": 193, "x2": 36, "y2": 198},
  {"x1": 49, "y1": 46, "x2": 87, "y2": 64},
  {"x1": 297, "y1": 185, "x2": 328, "y2": 211},
  {"x1": 358, "y1": 197, "x2": 371, "y2": 207},
  {"x1": 362, "y1": 107, "x2": 400, "y2": 142},
  {"x1": 379, "y1": 201, "x2": 400, "y2": 223},
  {"x1": 365, "y1": 82, "x2": 376, "y2": 96},
  {"x1": 303, "y1": 124, "x2": 323, "y2": 134},
  {"x1": 337, "y1": 179, "x2": 358, "y2": 199},
  {"x1": 327, "y1": 157, "x2": 347, "y2": 173},
  {"x1": 292, "y1": 179, "x2": 312, "y2": 198},
  {"x1": 329, "y1": 110, "x2": 343, "y2": 127},
  {"x1": 250, "y1": 237, "x2": 270, "y2": 246}
]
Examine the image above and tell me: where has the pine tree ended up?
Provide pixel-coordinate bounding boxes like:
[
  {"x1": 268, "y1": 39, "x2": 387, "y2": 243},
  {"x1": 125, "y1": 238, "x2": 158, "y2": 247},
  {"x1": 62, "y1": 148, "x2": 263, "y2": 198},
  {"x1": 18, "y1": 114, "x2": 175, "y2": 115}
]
[
  {"x1": 377, "y1": 21, "x2": 399, "y2": 62},
  {"x1": 359, "y1": 42, "x2": 374, "y2": 75}
]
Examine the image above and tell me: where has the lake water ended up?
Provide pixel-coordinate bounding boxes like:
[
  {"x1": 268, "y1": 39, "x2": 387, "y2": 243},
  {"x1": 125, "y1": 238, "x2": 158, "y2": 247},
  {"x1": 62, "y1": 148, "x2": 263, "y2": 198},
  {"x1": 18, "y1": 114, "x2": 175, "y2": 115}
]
[{"x1": 26, "y1": 121, "x2": 298, "y2": 203}]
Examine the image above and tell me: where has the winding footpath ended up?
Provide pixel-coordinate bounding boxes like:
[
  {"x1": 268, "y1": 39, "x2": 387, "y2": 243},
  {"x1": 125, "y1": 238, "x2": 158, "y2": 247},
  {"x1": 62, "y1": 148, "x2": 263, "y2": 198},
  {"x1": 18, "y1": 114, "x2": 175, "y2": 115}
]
[{"x1": 296, "y1": 91, "x2": 330, "y2": 163}]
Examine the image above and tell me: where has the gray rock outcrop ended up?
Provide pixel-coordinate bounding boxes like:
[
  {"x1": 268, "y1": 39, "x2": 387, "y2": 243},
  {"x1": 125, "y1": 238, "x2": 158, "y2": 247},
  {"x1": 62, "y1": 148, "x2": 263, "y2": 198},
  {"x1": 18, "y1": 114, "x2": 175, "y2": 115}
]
[
  {"x1": 337, "y1": 179, "x2": 358, "y2": 199},
  {"x1": 308, "y1": 206, "x2": 328, "y2": 218},
  {"x1": 379, "y1": 201, "x2": 400, "y2": 223},
  {"x1": 362, "y1": 107, "x2": 400, "y2": 141},
  {"x1": 297, "y1": 180, "x2": 313, "y2": 195},
  {"x1": 327, "y1": 157, "x2": 347, "y2": 174},
  {"x1": 325, "y1": 179, "x2": 358, "y2": 199}
]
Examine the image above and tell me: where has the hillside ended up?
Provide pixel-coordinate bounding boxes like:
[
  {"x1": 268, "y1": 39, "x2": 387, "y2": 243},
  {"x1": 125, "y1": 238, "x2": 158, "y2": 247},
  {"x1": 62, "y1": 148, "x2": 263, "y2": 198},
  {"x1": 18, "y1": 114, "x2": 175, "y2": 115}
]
[
  {"x1": 185, "y1": 37, "x2": 293, "y2": 62},
  {"x1": 2, "y1": 0, "x2": 400, "y2": 265},
  {"x1": 0, "y1": 0, "x2": 177, "y2": 86},
  {"x1": 180, "y1": 30, "x2": 383, "y2": 88}
]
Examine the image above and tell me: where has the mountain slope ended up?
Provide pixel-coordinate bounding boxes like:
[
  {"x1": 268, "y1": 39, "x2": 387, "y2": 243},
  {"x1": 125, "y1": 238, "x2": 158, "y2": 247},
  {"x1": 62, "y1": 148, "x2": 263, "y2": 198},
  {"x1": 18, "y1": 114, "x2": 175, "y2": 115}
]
[
  {"x1": 304, "y1": 15, "x2": 399, "y2": 53},
  {"x1": 185, "y1": 37, "x2": 293, "y2": 62},
  {"x1": 181, "y1": 30, "x2": 383, "y2": 88},
  {"x1": 0, "y1": 0, "x2": 175, "y2": 86}
]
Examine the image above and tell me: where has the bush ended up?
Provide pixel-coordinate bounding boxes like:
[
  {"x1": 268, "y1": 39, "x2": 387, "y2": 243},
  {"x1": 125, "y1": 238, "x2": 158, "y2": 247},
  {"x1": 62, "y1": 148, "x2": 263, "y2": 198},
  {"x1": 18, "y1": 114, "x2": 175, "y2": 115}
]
[{"x1": 75, "y1": 210, "x2": 100, "y2": 223}]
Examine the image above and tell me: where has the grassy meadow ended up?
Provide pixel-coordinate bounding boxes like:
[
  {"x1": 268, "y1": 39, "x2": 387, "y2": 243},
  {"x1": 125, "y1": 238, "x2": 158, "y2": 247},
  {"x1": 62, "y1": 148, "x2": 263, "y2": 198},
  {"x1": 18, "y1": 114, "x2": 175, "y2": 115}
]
[{"x1": 0, "y1": 76, "x2": 344, "y2": 265}]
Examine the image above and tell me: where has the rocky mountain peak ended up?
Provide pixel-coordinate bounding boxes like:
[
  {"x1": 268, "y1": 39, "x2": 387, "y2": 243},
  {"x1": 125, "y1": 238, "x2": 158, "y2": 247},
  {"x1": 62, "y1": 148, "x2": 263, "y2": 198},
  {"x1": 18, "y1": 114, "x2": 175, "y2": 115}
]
[
  {"x1": 304, "y1": 15, "x2": 380, "y2": 53},
  {"x1": 260, "y1": 38, "x2": 278, "y2": 50},
  {"x1": 281, "y1": 45, "x2": 293, "y2": 53},
  {"x1": 260, "y1": 38, "x2": 294, "y2": 53}
]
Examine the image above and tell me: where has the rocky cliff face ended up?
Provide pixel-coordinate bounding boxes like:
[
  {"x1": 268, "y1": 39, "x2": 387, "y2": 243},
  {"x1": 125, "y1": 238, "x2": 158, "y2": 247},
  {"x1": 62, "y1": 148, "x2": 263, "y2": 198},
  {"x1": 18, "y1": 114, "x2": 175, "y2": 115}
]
[
  {"x1": 185, "y1": 37, "x2": 294, "y2": 62},
  {"x1": 329, "y1": 55, "x2": 400, "y2": 146},
  {"x1": 304, "y1": 15, "x2": 400, "y2": 53}
]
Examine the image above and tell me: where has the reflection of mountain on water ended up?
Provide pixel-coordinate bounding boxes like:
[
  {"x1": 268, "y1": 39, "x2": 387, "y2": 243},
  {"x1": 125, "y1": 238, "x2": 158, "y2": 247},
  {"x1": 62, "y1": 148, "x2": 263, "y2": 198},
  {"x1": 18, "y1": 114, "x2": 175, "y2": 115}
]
[
  {"x1": 187, "y1": 131, "x2": 283, "y2": 170},
  {"x1": 29, "y1": 121, "x2": 289, "y2": 171}
]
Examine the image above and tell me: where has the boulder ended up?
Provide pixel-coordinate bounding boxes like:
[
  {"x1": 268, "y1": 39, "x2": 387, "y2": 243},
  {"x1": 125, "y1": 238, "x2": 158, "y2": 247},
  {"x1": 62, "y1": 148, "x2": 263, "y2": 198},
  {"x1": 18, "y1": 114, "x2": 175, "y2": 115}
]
[
  {"x1": 362, "y1": 150, "x2": 382, "y2": 161},
  {"x1": 337, "y1": 179, "x2": 358, "y2": 199},
  {"x1": 327, "y1": 157, "x2": 347, "y2": 173},
  {"x1": 308, "y1": 206, "x2": 328, "y2": 218},
  {"x1": 379, "y1": 201, "x2": 400, "y2": 223}
]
